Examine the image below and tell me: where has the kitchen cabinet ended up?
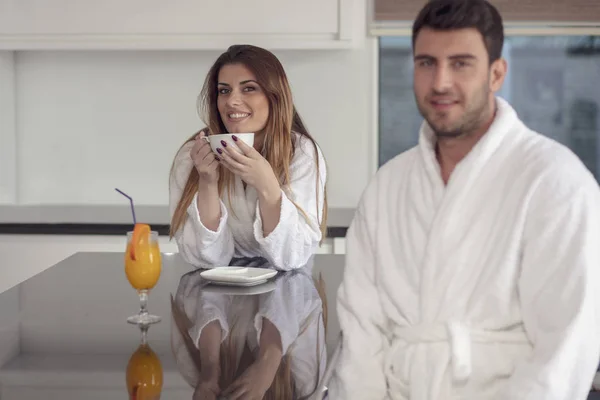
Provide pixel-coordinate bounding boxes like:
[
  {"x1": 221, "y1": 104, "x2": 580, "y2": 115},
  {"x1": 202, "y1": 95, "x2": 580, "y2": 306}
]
[{"x1": 0, "y1": 0, "x2": 356, "y2": 50}]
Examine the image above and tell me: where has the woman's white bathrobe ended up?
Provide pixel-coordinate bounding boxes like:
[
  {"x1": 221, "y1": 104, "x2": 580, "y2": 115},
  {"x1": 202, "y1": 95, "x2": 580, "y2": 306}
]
[
  {"x1": 328, "y1": 97, "x2": 600, "y2": 400},
  {"x1": 169, "y1": 133, "x2": 326, "y2": 270}
]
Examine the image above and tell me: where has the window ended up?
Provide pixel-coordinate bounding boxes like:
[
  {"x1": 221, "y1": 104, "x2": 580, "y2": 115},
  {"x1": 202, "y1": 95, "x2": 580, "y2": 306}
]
[{"x1": 378, "y1": 35, "x2": 600, "y2": 180}]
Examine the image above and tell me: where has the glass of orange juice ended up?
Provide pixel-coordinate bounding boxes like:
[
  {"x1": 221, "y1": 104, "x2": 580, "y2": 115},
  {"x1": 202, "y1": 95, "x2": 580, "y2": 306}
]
[{"x1": 125, "y1": 223, "x2": 162, "y2": 325}]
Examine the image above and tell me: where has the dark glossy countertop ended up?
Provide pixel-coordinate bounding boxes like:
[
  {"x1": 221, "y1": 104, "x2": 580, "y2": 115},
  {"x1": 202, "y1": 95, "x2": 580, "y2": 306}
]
[{"x1": 0, "y1": 252, "x2": 341, "y2": 399}]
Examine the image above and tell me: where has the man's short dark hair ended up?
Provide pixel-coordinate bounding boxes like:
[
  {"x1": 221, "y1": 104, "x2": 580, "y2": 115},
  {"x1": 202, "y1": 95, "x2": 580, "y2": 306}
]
[{"x1": 412, "y1": 0, "x2": 504, "y2": 63}]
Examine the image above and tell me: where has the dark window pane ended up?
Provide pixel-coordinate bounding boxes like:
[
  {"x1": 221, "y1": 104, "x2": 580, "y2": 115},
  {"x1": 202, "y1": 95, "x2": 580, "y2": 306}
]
[{"x1": 378, "y1": 35, "x2": 600, "y2": 179}]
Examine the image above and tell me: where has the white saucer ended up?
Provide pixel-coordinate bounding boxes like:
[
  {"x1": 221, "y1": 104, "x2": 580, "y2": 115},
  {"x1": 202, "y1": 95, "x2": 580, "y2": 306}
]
[
  {"x1": 200, "y1": 266, "x2": 278, "y2": 286},
  {"x1": 203, "y1": 280, "x2": 277, "y2": 295}
]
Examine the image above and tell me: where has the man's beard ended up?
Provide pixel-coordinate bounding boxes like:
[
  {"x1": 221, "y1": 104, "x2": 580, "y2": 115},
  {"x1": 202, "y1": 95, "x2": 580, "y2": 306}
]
[{"x1": 417, "y1": 85, "x2": 490, "y2": 139}]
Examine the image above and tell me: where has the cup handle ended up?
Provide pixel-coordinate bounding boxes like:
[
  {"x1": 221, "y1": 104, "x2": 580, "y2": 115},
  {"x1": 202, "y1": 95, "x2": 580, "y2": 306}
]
[{"x1": 200, "y1": 136, "x2": 210, "y2": 142}]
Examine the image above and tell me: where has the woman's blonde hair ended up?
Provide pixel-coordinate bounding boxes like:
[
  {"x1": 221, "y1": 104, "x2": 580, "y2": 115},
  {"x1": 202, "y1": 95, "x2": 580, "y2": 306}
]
[
  {"x1": 169, "y1": 44, "x2": 327, "y2": 241},
  {"x1": 170, "y1": 274, "x2": 328, "y2": 400}
]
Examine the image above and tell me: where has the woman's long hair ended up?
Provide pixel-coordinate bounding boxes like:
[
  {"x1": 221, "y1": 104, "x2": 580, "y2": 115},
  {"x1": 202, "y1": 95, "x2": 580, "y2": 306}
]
[{"x1": 169, "y1": 44, "x2": 328, "y2": 241}]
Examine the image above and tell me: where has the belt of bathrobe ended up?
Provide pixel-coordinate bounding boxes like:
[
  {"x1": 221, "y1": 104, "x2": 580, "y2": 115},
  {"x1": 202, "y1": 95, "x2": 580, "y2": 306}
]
[{"x1": 384, "y1": 321, "x2": 529, "y2": 383}]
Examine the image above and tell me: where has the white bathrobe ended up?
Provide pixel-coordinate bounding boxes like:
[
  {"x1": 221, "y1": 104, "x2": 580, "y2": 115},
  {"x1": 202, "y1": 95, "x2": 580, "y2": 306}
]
[
  {"x1": 169, "y1": 133, "x2": 327, "y2": 270},
  {"x1": 170, "y1": 269, "x2": 327, "y2": 398},
  {"x1": 328, "y1": 97, "x2": 600, "y2": 400}
]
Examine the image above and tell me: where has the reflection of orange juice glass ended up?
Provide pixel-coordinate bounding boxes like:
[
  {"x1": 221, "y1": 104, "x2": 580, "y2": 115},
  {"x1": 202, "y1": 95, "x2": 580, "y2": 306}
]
[
  {"x1": 126, "y1": 325, "x2": 163, "y2": 400},
  {"x1": 125, "y1": 224, "x2": 162, "y2": 325},
  {"x1": 126, "y1": 345, "x2": 163, "y2": 400}
]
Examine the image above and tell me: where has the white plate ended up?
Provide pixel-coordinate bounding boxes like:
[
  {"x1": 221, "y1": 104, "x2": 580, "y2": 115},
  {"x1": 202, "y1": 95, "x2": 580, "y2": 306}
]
[
  {"x1": 203, "y1": 280, "x2": 277, "y2": 295},
  {"x1": 200, "y1": 266, "x2": 278, "y2": 285}
]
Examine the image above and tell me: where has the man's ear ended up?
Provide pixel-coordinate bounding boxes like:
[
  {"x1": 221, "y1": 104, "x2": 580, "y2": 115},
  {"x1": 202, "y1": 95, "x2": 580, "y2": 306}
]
[{"x1": 490, "y1": 57, "x2": 507, "y2": 92}]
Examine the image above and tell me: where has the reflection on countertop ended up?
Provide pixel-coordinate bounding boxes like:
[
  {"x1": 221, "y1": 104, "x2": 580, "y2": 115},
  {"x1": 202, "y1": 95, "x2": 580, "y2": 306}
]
[{"x1": 0, "y1": 252, "x2": 344, "y2": 400}]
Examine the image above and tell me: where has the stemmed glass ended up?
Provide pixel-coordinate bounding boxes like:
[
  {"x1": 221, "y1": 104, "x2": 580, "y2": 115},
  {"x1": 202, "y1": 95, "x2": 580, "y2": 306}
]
[{"x1": 124, "y1": 227, "x2": 162, "y2": 325}]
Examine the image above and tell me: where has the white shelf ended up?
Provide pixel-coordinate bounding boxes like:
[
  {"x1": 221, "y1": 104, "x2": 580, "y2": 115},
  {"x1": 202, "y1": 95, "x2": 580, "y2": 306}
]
[{"x1": 0, "y1": 33, "x2": 355, "y2": 51}]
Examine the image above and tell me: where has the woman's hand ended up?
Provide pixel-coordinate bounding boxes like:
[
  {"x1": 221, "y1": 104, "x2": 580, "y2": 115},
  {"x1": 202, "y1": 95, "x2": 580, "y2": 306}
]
[
  {"x1": 222, "y1": 317, "x2": 283, "y2": 399},
  {"x1": 220, "y1": 359, "x2": 276, "y2": 400},
  {"x1": 190, "y1": 130, "x2": 220, "y2": 186},
  {"x1": 216, "y1": 136, "x2": 280, "y2": 200},
  {"x1": 193, "y1": 368, "x2": 221, "y2": 400}
]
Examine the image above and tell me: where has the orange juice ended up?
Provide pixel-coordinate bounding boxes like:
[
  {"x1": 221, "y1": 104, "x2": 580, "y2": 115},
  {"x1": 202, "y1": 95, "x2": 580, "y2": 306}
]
[
  {"x1": 125, "y1": 224, "x2": 162, "y2": 291},
  {"x1": 125, "y1": 241, "x2": 161, "y2": 290},
  {"x1": 126, "y1": 343, "x2": 163, "y2": 400}
]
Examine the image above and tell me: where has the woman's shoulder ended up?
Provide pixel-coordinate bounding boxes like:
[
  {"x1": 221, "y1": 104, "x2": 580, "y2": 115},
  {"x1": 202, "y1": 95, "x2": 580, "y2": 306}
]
[
  {"x1": 174, "y1": 139, "x2": 195, "y2": 159},
  {"x1": 290, "y1": 132, "x2": 327, "y2": 184},
  {"x1": 292, "y1": 132, "x2": 324, "y2": 163},
  {"x1": 173, "y1": 129, "x2": 204, "y2": 161},
  {"x1": 170, "y1": 139, "x2": 195, "y2": 187},
  {"x1": 172, "y1": 139, "x2": 195, "y2": 170}
]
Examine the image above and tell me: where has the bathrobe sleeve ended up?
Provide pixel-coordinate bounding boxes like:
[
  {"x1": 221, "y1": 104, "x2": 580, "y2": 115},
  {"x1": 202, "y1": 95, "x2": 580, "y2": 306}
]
[
  {"x1": 169, "y1": 141, "x2": 235, "y2": 268},
  {"x1": 327, "y1": 186, "x2": 389, "y2": 400},
  {"x1": 495, "y1": 163, "x2": 600, "y2": 399},
  {"x1": 189, "y1": 292, "x2": 232, "y2": 348},
  {"x1": 253, "y1": 137, "x2": 327, "y2": 270},
  {"x1": 170, "y1": 271, "x2": 231, "y2": 388},
  {"x1": 254, "y1": 272, "x2": 327, "y2": 398},
  {"x1": 288, "y1": 308, "x2": 327, "y2": 398}
]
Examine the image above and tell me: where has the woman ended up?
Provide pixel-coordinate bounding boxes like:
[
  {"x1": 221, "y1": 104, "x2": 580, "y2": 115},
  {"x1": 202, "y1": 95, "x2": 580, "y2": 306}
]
[{"x1": 169, "y1": 44, "x2": 328, "y2": 271}]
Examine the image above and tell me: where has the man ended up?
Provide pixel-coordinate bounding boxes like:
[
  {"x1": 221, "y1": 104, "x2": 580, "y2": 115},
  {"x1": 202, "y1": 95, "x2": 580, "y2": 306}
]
[{"x1": 328, "y1": 0, "x2": 600, "y2": 399}]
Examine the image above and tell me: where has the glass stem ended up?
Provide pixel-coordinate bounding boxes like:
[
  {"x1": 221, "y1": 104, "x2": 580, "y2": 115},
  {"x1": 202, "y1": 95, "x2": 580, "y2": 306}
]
[
  {"x1": 138, "y1": 289, "x2": 149, "y2": 316},
  {"x1": 140, "y1": 325, "x2": 149, "y2": 345}
]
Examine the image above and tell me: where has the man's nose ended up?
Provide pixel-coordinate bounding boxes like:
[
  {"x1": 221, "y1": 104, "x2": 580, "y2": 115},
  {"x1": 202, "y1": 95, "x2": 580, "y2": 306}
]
[{"x1": 432, "y1": 66, "x2": 452, "y2": 93}]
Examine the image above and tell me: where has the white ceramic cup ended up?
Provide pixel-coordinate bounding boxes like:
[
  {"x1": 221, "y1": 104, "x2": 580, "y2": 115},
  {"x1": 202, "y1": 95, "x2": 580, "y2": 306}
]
[{"x1": 202, "y1": 133, "x2": 254, "y2": 155}]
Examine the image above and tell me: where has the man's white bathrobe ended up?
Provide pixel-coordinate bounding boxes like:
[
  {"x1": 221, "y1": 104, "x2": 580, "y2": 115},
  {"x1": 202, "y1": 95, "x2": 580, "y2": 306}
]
[
  {"x1": 169, "y1": 133, "x2": 326, "y2": 270},
  {"x1": 328, "y1": 97, "x2": 600, "y2": 400}
]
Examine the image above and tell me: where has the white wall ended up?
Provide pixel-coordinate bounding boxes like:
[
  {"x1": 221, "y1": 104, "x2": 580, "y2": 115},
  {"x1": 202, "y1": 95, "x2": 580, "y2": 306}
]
[
  {"x1": 0, "y1": 52, "x2": 16, "y2": 204},
  {"x1": 8, "y1": 45, "x2": 376, "y2": 207}
]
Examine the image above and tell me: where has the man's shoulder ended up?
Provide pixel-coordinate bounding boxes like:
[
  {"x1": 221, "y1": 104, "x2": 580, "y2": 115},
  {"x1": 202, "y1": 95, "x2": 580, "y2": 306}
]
[
  {"x1": 356, "y1": 147, "x2": 419, "y2": 208},
  {"x1": 518, "y1": 128, "x2": 594, "y2": 184},
  {"x1": 513, "y1": 126, "x2": 599, "y2": 200}
]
